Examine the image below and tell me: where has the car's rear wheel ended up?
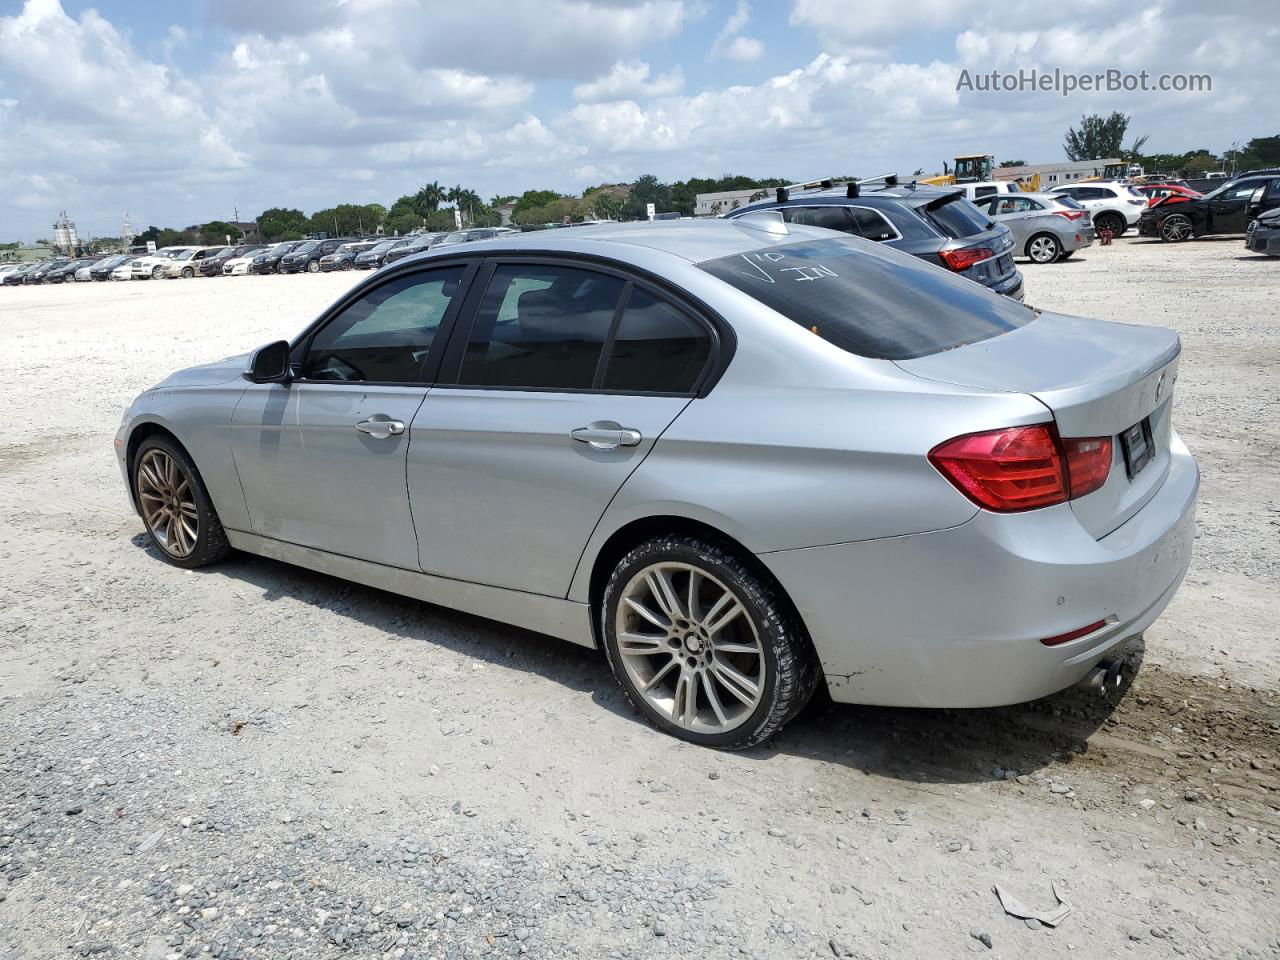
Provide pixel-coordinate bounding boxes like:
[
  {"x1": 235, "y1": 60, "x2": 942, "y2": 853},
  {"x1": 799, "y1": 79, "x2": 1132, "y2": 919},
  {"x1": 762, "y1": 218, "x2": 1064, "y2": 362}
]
[
  {"x1": 601, "y1": 535, "x2": 819, "y2": 749},
  {"x1": 133, "y1": 437, "x2": 231, "y2": 569},
  {"x1": 1160, "y1": 214, "x2": 1193, "y2": 242},
  {"x1": 1095, "y1": 212, "x2": 1125, "y2": 237},
  {"x1": 1057, "y1": 250, "x2": 1075, "y2": 261},
  {"x1": 1026, "y1": 233, "x2": 1061, "y2": 264},
  {"x1": 306, "y1": 259, "x2": 320, "y2": 273}
]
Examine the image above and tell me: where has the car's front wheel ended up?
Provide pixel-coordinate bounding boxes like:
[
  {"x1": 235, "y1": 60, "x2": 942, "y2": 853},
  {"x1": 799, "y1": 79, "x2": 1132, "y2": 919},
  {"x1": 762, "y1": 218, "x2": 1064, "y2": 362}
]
[
  {"x1": 151, "y1": 265, "x2": 164, "y2": 279},
  {"x1": 306, "y1": 259, "x2": 320, "y2": 273},
  {"x1": 1026, "y1": 233, "x2": 1061, "y2": 264},
  {"x1": 181, "y1": 267, "x2": 194, "y2": 278},
  {"x1": 133, "y1": 437, "x2": 232, "y2": 569},
  {"x1": 1160, "y1": 214, "x2": 1194, "y2": 242},
  {"x1": 601, "y1": 535, "x2": 819, "y2": 749}
]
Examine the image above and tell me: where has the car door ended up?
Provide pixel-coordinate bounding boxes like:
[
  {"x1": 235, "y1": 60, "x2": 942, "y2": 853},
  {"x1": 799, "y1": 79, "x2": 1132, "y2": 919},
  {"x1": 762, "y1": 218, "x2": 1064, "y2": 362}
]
[
  {"x1": 408, "y1": 259, "x2": 717, "y2": 596},
  {"x1": 1209, "y1": 179, "x2": 1264, "y2": 233},
  {"x1": 230, "y1": 263, "x2": 473, "y2": 568}
]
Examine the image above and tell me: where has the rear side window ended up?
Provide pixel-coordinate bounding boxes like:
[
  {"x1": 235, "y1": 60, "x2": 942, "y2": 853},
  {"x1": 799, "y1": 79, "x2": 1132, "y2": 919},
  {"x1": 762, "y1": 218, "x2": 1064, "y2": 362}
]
[
  {"x1": 461, "y1": 264, "x2": 625, "y2": 389},
  {"x1": 698, "y1": 237, "x2": 1034, "y2": 361},
  {"x1": 973, "y1": 186, "x2": 998, "y2": 198},
  {"x1": 923, "y1": 196, "x2": 993, "y2": 238},
  {"x1": 848, "y1": 207, "x2": 897, "y2": 241},
  {"x1": 602, "y1": 289, "x2": 711, "y2": 393},
  {"x1": 780, "y1": 206, "x2": 857, "y2": 235}
]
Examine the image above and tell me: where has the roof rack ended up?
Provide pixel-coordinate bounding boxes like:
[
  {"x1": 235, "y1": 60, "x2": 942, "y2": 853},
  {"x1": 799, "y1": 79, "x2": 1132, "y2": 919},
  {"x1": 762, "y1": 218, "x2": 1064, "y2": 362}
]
[{"x1": 775, "y1": 172, "x2": 900, "y2": 203}]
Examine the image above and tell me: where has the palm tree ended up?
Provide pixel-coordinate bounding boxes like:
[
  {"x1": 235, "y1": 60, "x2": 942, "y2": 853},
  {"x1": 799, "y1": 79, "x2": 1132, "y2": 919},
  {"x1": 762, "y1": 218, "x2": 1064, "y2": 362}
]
[{"x1": 414, "y1": 182, "x2": 446, "y2": 214}]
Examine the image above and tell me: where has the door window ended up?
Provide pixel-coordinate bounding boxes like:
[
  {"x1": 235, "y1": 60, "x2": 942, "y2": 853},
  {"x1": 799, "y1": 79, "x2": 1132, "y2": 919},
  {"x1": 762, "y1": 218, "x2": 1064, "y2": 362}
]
[
  {"x1": 460, "y1": 264, "x2": 626, "y2": 389},
  {"x1": 780, "y1": 206, "x2": 858, "y2": 234},
  {"x1": 300, "y1": 266, "x2": 465, "y2": 383},
  {"x1": 847, "y1": 207, "x2": 898, "y2": 241},
  {"x1": 601, "y1": 288, "x2": 711, "y2": 393},
  {"x1": 973, "y1": 185, "x2": 998, "y2": 198}
]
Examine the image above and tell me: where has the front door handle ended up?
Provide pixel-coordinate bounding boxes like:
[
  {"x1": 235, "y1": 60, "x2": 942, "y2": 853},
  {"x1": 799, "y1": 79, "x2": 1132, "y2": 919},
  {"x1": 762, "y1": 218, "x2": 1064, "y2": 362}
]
[
  {"x1": 571, "y1": 421, "x2": 642, "y2": 451},
  {"x1": 355, "y1": 416, "x2": 405, "y2": 439}
]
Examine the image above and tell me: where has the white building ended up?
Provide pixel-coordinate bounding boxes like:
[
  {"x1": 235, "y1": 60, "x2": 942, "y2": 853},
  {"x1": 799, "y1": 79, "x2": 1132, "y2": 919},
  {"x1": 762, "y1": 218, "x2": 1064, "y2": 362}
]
[{"x1": 694, "y1": 187, "x2": 776, "y2": 218}]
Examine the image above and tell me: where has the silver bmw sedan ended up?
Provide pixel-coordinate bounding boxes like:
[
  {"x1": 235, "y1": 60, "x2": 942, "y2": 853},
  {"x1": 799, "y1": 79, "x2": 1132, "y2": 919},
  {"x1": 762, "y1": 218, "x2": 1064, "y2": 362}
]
[{"x1": 115, "y1": 218, "x2": 1198, "y2": 749}]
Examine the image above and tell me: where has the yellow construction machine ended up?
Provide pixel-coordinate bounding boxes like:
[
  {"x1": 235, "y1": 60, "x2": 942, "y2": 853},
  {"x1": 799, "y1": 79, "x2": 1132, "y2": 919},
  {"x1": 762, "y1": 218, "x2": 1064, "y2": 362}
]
[{"x1": 919, "y1": 153, "x2": 1040, "y2": 192}]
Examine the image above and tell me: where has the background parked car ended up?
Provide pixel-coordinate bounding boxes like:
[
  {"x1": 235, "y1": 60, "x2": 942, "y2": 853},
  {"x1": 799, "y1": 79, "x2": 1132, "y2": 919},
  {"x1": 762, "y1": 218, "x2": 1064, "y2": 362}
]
[
  {"x1": 353, "y1": 237, "x2": 411, "y2": 269},
  {"x1": 381, "y1": 232, "x2": 448, "y2": 265},
  {"x1": 278, "y1": 238, "x2": 351, "y2": 273},
  {"x1": 131, "y1": 247, "x2": 196, "y2": 279},
  {"x1": 74, "y1": 260, "x2": 98, "y2": 281},
  {"x1": 201, "y1": 244, "x2": 265, "y2": 277},
  {"x1": 250, "y1": 241, "x2": 303, "y2": 275},
  {"x1": 727, "y1": 181, "x2": 1024, "y2": 300},
  {"x1": 1047, "y1": 182, "x2": 1146, "y2": 237},
  {"x1": 972, "y1": 191, "x2": 1094, "y2": 263},
  {"x1": 957, "y1": 180, "x2": 1025, "y2": 202},
  {"x1": 89, "y1": 254, "x2": 133, "y2": 281},
  {"x1": 111, "y1": 259, "x2": 137, "y2": 280},
  {"x1": 1133, "y1": 182, "x2": 1202, "y2": 206},
  {"x1": 25, "y1": 258, "x2": 70, "y2": 283},
  {"x1": 1139, "y1": 172, "x2": 1280, "y2": 242},
  {"x1": 319, "y1": 240, "x2": 381, "y2": 271},
  {"x1": 435, "y1": 227, "x2": 518, "y2": 248},
  {"x1": 164, "y1": 247, "x2": 223, "y2": 278},
  {"x1": 1246, "y1": 205, "x2": 1280, "y2": 256}
]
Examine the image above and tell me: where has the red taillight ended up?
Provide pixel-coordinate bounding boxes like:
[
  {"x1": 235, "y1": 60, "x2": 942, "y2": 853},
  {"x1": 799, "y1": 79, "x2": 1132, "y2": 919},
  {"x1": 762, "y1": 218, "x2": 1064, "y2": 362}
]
[
  {"x1": 1061, "y1": 435, "x2": 1112, "y2": 499},
  {"x1": 938, "y1": 246, "x2": 993, "y2": 272},
  {"x1": 1039, "y1": 620, "x2": 1107, "y2": 647},
  {"x1": 929, "y1": 425, "x2": 1112, "y2": 513},
  {"x1": 1053, "y1": 210, "x2": 1085, "y2": 221}
]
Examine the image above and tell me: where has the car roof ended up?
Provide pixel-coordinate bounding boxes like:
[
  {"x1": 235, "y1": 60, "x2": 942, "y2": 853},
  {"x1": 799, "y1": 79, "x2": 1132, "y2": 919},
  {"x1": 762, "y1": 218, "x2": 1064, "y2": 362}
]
[{"x1": 399, "y1": 217, "x2": 839, "y2": 267}]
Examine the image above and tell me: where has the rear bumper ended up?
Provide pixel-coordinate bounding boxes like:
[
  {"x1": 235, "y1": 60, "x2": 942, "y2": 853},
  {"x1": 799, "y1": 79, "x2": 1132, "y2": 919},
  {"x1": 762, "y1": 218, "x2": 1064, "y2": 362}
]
[
  {"x1": 761, "y1": 434, "x2": 1198, "y2": 708},
  {"x1": 990, "y1": 270, "x2": 1024, "y2": 301},
  {"x1": 1246, "y1": 227, "x2": 1280, "y2": 254}
]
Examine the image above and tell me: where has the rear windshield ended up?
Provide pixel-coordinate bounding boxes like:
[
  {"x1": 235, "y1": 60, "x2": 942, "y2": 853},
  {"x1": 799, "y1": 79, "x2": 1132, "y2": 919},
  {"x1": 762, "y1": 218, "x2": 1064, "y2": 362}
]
[
  {"x1": 922, "y1": 195, "x2": 994, "y2": 238},
  {"x1": 698, "y1": 237, "x2": 1035, "y2": 361}
]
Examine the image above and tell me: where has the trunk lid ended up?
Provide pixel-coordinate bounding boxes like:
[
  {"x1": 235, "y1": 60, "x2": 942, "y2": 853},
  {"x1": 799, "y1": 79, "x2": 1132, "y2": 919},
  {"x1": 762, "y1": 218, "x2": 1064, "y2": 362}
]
[{"x1": 896, "y1": 311, "x2": 1181, "y2": 538}]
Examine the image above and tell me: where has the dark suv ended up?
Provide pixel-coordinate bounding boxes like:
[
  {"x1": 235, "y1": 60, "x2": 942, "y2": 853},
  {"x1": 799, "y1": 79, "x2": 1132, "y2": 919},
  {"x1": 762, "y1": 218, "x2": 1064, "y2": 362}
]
[
  {"x1": 251, "y1": 241, "x2": 304, "y2": 275},
  {"x1": 1139, "y1": 171, "x2": 1280, "y2": 242},
  {"x1": 278, "y1": 238, "x2": 352, "y2": 274},
  {"x1": 727, "y1": 179, "x2": 1024, "y2": 300}
]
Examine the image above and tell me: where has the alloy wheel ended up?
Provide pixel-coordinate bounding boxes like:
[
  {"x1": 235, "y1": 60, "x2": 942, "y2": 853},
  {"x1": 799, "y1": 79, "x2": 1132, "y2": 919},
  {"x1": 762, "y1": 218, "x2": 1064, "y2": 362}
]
[
  {"x1": 614, "y1": 562, "x2": 765, "y2": 734},
  {"x1": 1028, "y1": 236, "x2": 1059, "y2": 263},
  {"x1": 1161, "y1": 216, "x2": 1193, "y2": 242},
  {"x1": 136, "y1": 448, "x2": 199, "y2": 558}
]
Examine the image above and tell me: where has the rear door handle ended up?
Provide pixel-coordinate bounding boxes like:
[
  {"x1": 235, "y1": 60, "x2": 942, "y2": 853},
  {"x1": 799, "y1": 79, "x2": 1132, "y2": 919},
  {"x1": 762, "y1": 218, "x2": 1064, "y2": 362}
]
[
  {"x1": 355, "y1": 416, "x2": 405, "y2": 438},
  {"x1": 571, "y1": 421, "x2": 642, "y2": 451}
]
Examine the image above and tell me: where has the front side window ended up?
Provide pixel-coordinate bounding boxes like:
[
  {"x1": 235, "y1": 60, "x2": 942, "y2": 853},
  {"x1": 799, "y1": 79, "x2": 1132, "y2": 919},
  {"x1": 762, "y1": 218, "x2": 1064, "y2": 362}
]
[
  {"x1": 301, "y1": 267, "x2": 465, "y2": 383},
  {"x1": 460, "y1": 264, "x2": 625, "y2": 389},
  {"x1": 699, "y1": 237, "x2": 1035, "y2": 361}
]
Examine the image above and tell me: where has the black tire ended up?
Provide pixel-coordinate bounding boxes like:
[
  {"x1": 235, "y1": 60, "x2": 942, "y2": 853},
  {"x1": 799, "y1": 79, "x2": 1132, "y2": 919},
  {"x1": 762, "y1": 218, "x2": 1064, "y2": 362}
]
[
  {"x1": 1096, "y1": 212, "x2": 1126, "y2": 237},
  {"x1": 132, "y1": 435, "x2": 232, "y2": 569},
  {"x1": 1057, "y1": 250, "x2": 1075, "y2": 261},
  {"x1": 341, "y1": 260, "x2": 353, "y2": 271},
  {"x1": 151, "y1": 265, "x2": 164, "y2": 279},
  {"x1": 181, "y1": 267, "x2": 194, "y2": 278},
  {"x1": 600, "y1": 534, "x2": 820, "y2": 750},
  {"x1": 1159, "y1": 214, "x2": 1194, "y2": 243},
  {"x1": 306, "y1": 259, "x2": 320, "y2": 273},
  {"x1": 1025, "y1": 232, "x2": 1061, "y2": 264}
]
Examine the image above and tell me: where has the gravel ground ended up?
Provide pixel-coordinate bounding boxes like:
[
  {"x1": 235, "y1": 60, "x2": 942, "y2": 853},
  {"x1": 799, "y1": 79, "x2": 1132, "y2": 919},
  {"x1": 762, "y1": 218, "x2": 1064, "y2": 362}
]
[{"x1": 1, "y1": 241, "x2": 1278, "y2": 960}]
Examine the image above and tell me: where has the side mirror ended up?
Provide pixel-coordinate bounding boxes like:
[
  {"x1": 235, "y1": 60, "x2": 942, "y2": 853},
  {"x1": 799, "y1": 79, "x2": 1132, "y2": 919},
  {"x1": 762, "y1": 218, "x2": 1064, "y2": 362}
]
[{"x1": 245, "y1": 340, "x2": 292, "y2": 383}]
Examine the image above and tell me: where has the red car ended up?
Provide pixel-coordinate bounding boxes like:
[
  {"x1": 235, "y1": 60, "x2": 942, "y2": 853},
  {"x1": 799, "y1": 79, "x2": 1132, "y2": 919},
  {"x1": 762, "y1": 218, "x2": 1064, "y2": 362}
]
[{"x1": 1133, "y1": 183, "x2": 1202, "y2": 207}]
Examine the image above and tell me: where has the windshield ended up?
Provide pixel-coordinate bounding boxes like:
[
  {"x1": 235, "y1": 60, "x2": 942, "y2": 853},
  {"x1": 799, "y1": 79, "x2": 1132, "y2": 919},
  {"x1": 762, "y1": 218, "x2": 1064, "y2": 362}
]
[
  {"x1": 442, "y1": 231, "x2": 467, "y2": 243},
  {"x1": 369, "y1": 240, "x2": 399, "y2": 253},
  {"x1": 292, "y1": 241, "x2": 319, "y2": 254},
  {"x1": 698, "y1": 237, "x2": 1035, "y2": 361},
  {"x1": 174, "y1": 250, "x2": 198, "y2": 260}
]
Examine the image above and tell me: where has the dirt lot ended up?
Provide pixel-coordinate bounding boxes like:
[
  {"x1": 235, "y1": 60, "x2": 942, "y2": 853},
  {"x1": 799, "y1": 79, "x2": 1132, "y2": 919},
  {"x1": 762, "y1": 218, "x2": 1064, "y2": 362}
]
[{"x1": 1, "y1": 239, "x2": 1278, "y2": 960}]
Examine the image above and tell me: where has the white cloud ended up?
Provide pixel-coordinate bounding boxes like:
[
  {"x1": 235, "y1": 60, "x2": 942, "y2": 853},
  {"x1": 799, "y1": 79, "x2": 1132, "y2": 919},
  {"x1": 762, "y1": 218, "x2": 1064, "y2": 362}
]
[
  {"x1": 710, "y1": 1, "x2": 764, "y2": 61},
  {"x1": 573, "y1": 61, "x2": 685, "y2": 102}
]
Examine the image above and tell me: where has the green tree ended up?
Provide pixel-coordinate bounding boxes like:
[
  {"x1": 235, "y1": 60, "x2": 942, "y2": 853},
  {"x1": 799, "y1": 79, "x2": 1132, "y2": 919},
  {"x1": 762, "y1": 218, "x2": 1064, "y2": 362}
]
[
  {"x1": 999, "y1": 159, "x2": 1027, "y2": 167},
  {"x1": 490, "y1": 194, "x2": 517, "y2": 207},
  {"x1": 414, "y1": 182, "x2": 447, "y2": 215},
  {"x1": 257, "y1": 207, "x2": 309, "y2": 241},
  {"x1": 1224, "y1": 135, "x2": 1280, "y2": 174},
  {"x1": 199, "y1": 221, "x2": 243, "y2": 245},
  {"x1": 387, "y1": 211, "x2": 425, "y2": 235},
  {"x1": 1063, "y1": 112, "x2": 1146, "y2": 161},
  {"x1": 425, "y1": 209, "x2": 458, "y2": 232},
  {"x1": 512, "y1": 189, "x2": 561, "y2": 222}
]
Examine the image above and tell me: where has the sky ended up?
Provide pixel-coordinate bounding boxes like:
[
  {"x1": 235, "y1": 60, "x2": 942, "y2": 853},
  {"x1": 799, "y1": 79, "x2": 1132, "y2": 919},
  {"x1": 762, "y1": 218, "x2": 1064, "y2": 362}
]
[{"x1": 0, "y1": 0, "x2": 1275, "y2": 241}]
